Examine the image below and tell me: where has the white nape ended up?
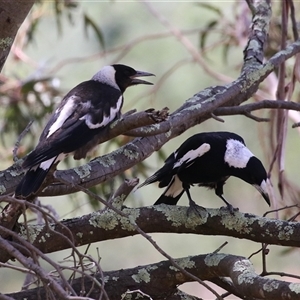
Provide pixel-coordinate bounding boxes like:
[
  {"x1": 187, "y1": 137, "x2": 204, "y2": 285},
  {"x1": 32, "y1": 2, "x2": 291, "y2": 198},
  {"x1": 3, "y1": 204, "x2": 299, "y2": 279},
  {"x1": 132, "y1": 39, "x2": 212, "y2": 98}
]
[
  {"x1": 92, "y1": 65, "x2": 119, "y2": 90},
  {"x1": 224, "y1": 139, "x2": 254, "y2": 168}
]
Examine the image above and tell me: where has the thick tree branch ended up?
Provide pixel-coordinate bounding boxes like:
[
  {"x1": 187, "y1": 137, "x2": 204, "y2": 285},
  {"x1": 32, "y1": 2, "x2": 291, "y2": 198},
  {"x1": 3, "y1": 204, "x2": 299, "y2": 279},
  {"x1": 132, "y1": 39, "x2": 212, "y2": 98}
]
[
  {"x1": 7, "y1": 253, "x2": 300, "y2": 300},
  {"x1": 0, "y1": 1, "x2": 34, "y2": 72},
  {"x1": 6, "y1": 205, "x2": 300, "y2": 257},
  {"x1": 242, "y1": 0, "x2": 271, "y2": 69}
]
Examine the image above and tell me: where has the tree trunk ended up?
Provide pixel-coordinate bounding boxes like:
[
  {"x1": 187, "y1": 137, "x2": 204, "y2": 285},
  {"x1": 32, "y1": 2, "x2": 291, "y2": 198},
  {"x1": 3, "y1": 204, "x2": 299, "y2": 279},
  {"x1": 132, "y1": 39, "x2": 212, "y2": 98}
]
[{"x1": 0, "y1": 0, "x2": 35, "y2": 72}]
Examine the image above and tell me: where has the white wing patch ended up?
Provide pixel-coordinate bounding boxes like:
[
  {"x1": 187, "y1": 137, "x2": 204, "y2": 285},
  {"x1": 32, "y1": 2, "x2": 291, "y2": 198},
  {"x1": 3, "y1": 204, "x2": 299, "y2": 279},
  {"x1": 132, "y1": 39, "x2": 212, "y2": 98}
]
[
  {"x1": 164, "y1": 175, "x2": 183, "y2": 198},
  {"x1": 82, "y1": 95, "x2": 123, "y2": 129},
  {"x1": 40, "y1": 157, "x2": 56, "y2": 171},
  {"x1": 224, "y1": 139, "x2": 254, "y2": 168},
  {"x1": 47, "y1": 96, "x2": 77, "y2": 138},
  {"x1": 39, "y1": 153, "x2": 66, "y2": 171},
  {"x1": 173, "y1": 143, "x2": 210, "y2": 169}
]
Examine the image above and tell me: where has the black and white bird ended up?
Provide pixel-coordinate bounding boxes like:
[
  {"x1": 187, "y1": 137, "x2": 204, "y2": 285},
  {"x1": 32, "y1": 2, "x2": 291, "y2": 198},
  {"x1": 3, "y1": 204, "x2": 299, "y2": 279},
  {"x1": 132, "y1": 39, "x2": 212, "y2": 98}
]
[
  {"x1": 15, "y1": 64, "x2": 154, "y2": 199},
  {"x1": 139, "y1": 131, "x2": 270, "y2": 212}
]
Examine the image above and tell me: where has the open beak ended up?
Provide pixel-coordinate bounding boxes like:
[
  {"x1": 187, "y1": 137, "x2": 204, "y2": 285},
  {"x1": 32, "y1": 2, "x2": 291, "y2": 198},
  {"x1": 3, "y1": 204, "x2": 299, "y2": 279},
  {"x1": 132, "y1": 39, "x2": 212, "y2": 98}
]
[
  {"x1": 130, "y1": 70, "x2": 155, "y2": 85},
  {"x1": 254, "y1": 179, "x2": 270, "y2": 206}
]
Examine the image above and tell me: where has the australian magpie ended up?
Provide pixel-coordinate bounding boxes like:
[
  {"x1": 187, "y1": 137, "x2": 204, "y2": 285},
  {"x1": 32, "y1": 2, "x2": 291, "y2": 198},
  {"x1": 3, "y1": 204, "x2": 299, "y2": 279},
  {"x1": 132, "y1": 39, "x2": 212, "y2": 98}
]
[
  {"x1": 139, "y1": 131, "x2": 270, "y2": 212},
  {"x1": 15, "y1": 64, "x2": 154, "y2": 199}
]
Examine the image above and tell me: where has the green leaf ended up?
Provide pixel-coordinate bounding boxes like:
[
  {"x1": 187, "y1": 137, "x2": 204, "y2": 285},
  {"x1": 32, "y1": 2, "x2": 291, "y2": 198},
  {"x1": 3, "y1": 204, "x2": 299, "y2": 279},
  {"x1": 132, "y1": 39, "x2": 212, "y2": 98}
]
[
  {"x1": 54, "y1": 0, "x2": 63, "y2": 34},
  {"x1": 222, "y1": 42, "x2": 230, "y2": 63},
  {"x1": 83, "y1": 13, "x2": 105, "y2": 50},
  {"x1": 200, "y1": 19, "x2": 218, "y2": 51},
  {"x1": 26, "y1": 18, "x2": 40, "y2": 45}
]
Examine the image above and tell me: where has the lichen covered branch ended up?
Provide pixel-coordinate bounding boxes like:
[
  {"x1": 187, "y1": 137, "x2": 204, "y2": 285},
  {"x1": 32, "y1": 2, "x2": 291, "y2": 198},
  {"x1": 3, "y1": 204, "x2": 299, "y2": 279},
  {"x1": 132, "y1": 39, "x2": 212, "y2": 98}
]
[
  {"x1": 9, "y1": 206, "x2": 300, "y2": 257},
  {"x1": 7, "y1": 253, "x2": 300, "y2": 300}
]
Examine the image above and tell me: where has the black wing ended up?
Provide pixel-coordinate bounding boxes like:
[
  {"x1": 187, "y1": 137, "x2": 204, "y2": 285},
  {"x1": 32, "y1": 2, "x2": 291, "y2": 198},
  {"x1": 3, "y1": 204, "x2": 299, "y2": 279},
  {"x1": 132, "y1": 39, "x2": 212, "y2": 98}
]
[{"x1": 23, "y1": 80, "x2": 122, "y2": 169}]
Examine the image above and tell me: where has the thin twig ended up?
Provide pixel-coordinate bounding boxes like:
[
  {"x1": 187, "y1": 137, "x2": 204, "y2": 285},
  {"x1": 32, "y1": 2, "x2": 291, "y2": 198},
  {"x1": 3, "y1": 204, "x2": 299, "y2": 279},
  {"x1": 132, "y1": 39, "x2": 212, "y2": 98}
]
[
  {"x1": 263, "y1": 271, "x2": 300, "y2": 280},
  {"x1": 263, "y1": 204, "x2": 299, "y2": 218},
  {"x1": 0, "y1": 234, "x2": 71, "y2": 298},
  {"x1": 244, "y1": 112, "x2": 270, "y2": 122},
  {"x1": 213, "y1": 241, "x2": 228, "y2": 254},
  {"x1": 13, "y1": 120, "x2": 33, "y2": 162},
  {"x1": 210, "y1": 113, "x2": 225, "y2": 123},
  {"x1": 214, "y1": 100, "x2": 300, "y2": 117},
  {"x1": 288, "y1": 0, "x2": 299, "y2": 40}
]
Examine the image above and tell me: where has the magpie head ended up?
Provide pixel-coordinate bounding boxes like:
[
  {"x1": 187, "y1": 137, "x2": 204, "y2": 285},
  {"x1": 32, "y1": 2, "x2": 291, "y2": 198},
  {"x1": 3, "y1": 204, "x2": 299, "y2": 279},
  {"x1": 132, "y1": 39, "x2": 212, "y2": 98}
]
[
  {"x1": 92, "y1": 64, "x2": 154, "y2": 93},
  {"x1": 243, "y1": 157, "x2": 270, "y2": 206},
  {"x1": 224, "y1": 138, "x2": 270, "y2": 206},
  {"x1": 113, "y1": 64, "x2": 154, "y2": 92}
]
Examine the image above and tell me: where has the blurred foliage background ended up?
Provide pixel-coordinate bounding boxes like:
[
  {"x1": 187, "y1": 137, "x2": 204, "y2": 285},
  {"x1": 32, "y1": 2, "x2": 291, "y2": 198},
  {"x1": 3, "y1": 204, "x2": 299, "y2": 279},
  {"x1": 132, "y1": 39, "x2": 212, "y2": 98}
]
[{"x1": 1, "y1": 1, "x2": 300, "y2": 297}]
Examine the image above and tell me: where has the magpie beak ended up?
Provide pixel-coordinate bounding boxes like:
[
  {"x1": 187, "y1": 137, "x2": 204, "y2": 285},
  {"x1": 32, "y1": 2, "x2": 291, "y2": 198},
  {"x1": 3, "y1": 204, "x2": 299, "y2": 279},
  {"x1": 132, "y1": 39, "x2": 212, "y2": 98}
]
[
  {"x1": 130, "y1": 70, "x2": 155, "y2": 85},
  {"x1": 254, "y1": 180, "x2": 270, "y2": 206}
]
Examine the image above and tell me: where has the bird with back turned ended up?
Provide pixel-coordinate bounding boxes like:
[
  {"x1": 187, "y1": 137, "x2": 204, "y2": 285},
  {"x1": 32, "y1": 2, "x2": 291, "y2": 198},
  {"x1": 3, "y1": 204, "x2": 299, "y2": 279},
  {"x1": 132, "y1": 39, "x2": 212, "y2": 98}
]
[{"x1": 139, "y1": 131, "x2": 270, "y2": 213}]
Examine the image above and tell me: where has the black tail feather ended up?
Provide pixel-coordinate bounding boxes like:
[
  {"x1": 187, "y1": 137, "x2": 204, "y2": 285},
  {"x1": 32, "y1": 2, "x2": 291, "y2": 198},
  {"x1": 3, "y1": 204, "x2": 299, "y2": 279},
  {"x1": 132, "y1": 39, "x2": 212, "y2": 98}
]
[
  {"x1": 154, "y1": 190, "x2": 184, "y2": 205},
  {"x1": 15, "y1": 167, "x2": 49, "y2": 199},
  {"x1": 138, "y1": 153, "x2": 176, "y2": 189}
]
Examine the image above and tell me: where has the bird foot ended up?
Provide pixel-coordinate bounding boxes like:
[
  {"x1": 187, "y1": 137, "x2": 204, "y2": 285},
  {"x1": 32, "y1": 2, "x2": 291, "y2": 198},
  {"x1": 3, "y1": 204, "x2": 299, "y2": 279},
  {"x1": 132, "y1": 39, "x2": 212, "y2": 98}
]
[
  {"x1": 187, "y1": 199, "x2": 206, "y2": 217},
  {"x1": 220, "y1": 204, "x2": 239, "y2": 215}
]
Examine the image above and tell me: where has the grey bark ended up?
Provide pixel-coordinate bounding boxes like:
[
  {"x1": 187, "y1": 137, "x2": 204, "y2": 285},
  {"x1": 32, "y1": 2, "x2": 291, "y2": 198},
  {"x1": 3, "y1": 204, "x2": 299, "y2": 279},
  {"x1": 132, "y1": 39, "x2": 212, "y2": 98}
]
[{"x1": 0, "y1": 0, "x2": 35, "y2": 72}]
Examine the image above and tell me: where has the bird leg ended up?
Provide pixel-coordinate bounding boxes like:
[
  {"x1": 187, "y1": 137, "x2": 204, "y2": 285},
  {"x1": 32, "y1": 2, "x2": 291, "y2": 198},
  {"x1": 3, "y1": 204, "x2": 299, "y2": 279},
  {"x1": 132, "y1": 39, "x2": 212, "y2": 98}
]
[
  {"x1": 185, "y1": 188, "x2": 206, "y2": 217},
  {"x1": 218, "y1": 195, "x2": 236, "y2": 215},
  {"x1": 215, "y1": 183, "x2": 237, "y2": 215}
]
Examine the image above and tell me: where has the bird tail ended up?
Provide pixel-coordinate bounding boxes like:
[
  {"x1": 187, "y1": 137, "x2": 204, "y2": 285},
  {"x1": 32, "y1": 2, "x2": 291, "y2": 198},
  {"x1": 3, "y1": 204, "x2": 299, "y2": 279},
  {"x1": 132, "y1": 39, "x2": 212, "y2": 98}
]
[
  {"x1": 138, "y1": 154, "x2": 176, "y2": 189},
  {"x1": 15, "y1": 157, "x2": 57, "y2": 199},
  {"x1": 137, "y1": 153, "x2": 185, "y2": 205},
  {"x1": 154, "y1": 175, "x2": 184, "y2": 205},
  {"x1": 154, "y1": 190, "x2": 184, "y2": 205},
  {"x1": 138, "y1": 172, "x2": 161, "y2": 189}
]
